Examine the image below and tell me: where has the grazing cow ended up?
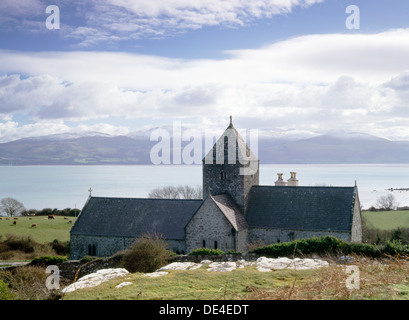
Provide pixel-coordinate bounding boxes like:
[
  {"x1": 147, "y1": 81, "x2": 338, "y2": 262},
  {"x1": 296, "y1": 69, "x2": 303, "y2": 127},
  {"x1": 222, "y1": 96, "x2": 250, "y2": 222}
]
[
  {"x1": 0, "y1": 218, "x2": 2, "y2": 220},
  {"x1": 68, "y1": 220, "x2": 72, "y2": 224},
  {"x1": 31, "y1": 223, "x2": 37, "y2": 228},
  {"x1": 29, "y1": 218, "x2": 32, "y2": 220},
  {"x1": 13, "y1": 221, "x2": 17, "y2": 225},
  {"x1": 13, "y1": 217, "x2": 18, "y2": 220},
  {"x1": 48, "y1": 215, "x2": 55, "y2": 220},
  {"x1": 6, "y1": 218, "x2": 10, "y2": 220}
]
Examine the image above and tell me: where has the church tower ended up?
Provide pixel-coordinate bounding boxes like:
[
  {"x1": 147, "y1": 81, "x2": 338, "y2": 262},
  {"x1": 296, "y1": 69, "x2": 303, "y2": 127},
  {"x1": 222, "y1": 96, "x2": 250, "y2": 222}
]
[{"x1": 202, "y1": 117, "x2": 259, "y2": 213}]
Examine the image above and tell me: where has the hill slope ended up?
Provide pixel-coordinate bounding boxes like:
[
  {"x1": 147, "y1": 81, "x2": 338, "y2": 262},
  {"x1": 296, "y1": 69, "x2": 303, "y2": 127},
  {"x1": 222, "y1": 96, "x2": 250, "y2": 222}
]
[{"x1": 1, "y1": 131, "x2": 409, "y2": 165}]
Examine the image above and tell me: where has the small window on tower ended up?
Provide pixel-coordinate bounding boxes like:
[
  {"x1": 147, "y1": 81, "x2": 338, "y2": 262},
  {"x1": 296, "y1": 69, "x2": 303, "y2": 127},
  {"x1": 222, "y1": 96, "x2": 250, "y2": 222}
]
[
  {"x1": 214, "y1": 241, "x2": 218, "y2": 250},
  {"x1": 202, "y1": 240, "x2": 206, "y2": 248},
  {"x1": 220, "y1": 171, "x2": 227, "y2": 180}
]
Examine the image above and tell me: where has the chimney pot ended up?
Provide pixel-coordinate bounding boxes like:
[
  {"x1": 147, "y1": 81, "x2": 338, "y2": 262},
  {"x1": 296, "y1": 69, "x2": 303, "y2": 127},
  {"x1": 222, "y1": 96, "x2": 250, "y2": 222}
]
[
  {"x1": 287, "y1": 171, "x2": 299, "y2": 186},
  {"x1": 275, "y1": 173, "x2": 287, "y2": 186}
]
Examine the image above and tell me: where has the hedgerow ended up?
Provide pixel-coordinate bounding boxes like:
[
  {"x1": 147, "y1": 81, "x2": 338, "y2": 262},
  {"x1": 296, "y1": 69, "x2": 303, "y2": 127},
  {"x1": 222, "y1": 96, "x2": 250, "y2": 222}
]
[
  {"x1": 29, "y1": 255, "x2": 69, "y2": 266},
  {"x1": 188, "y1": 248, "x2": 225, "y2": 256},
  {"x1": 249, "y1": 236, "x2": 409, "y2": 258}
]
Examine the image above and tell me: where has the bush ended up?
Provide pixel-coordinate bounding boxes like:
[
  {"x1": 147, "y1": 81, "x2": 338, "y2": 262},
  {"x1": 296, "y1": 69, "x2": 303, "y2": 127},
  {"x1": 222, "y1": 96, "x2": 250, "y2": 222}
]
[
  {"x1": 250, "y1": 236, "x2": 348, "y2": 257},
  {"x1": 49, "y1": 240, "x2": 69, "y2": 256},
  {"x1": 188, "y1": 248, "x2": 225, "y2": 256},
  {"x1": 0, "y1": 266, "x2": 65, "y2": 300},
  {"x1": 121, "y1": 233, "x2": 172, "y2": 273},
  {"x1": 249, "y1": 236, "x2": 409, "y2": 258},
  {"x1": 382, "y1": 240, "x2": 408, "y2": 256},
  {"x1": 80, "y1": 255, "x2": 99, "y2": 263},
  {"x1": 0, "y1": 279, "x2": 15, "y2": 300},
  {"x1": 29, "y1": 255, "x2": 69, "y2": 267},
  {"x1": 346, "y1": 242, "x2": 380, "y2": 257},
  {"x1": 5, "y1": 234, "x2": 35, "y2": 253}
]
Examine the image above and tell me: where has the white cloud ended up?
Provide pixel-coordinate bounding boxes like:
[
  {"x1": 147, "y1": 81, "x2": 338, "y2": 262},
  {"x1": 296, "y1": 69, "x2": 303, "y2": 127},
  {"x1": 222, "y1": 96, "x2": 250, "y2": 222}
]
[
  {"x1": 79, "y1": 0, "x2": 324, "y2": 43},
  {"x1": 3, "y1": 28, "x2": 409, "y2": 140},
  {"x1": 0, "y1": 0, "x2": 324, "y2": 44}
]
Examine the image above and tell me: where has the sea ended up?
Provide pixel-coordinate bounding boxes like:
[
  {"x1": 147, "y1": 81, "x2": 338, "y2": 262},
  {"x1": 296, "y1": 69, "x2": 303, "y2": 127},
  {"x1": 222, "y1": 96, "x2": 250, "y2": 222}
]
[{"x1": 0, "y1": 164, "x2": 408, "y2": 211}]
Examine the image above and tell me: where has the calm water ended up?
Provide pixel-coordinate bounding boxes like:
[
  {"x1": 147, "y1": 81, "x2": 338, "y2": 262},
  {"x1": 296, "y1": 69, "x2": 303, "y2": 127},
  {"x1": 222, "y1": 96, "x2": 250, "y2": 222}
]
[{"x1": 0, "y1": 164, "x2": 408, "y2": 210}]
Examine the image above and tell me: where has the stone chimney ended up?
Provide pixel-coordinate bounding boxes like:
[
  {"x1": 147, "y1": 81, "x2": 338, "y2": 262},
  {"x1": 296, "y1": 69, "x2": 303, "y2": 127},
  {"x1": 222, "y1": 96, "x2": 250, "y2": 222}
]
[
  {"x1": 287, "y1": 172, "x2": 299, "y2": 186},
  {"x1": 275, "y1": 173, "x2": 287, "y2": 186}
]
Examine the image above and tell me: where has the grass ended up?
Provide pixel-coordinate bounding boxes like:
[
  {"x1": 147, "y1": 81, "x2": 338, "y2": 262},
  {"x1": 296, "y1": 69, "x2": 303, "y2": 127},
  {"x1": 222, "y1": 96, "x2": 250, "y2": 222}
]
[
  {"x1": 62, "y1": 256, "x2": 409, "y2": 300},
  {"x1": 0, "y1": 216, "x2": 75, "y2": 244},
  {"x1": 62, "y1": 265, "x2": 319, "y2": 300},
  {"x1": 362, "y1": 210, "x2": 409, "y2": 231}
]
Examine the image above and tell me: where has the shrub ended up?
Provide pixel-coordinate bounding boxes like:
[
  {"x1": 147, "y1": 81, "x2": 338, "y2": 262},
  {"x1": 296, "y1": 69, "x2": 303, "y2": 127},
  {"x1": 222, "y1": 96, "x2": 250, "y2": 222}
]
[
  {"x1": 188, "y1": 248, "x2": 225, "y2": 256},
  {"x1": 5, "y1": 234, "x2": 35, "y2": 253},
  {"x1": 225, "y1": 250, "x2": 240, "y2": 254},
  {"x1": 249, "y1": 236, "x2": 409, "y2": 258},
  {"x1": 250, "y1": 236, "x2": 360, "y2": 257},
  {"x1": 382, "y1": 240, "x2": 408, "y2": 256},
  {"x1": 80, "y1": 255, "x2": 99, "y2": 263},
  {"x1": 347, "y1": 242, "x2": 380, "y2": 257},
  {"x1": 29, "y1": 255, "x2": 68, "y2": 267},
  {"x1": 0, "y1": 266, "x2": 65, "y2": 300},
  {"x1": 49, "y1": 240, "x2": 69, "y2": 256},
  {"x1": 0, "y1": 279, "x2": 15, "y2": 300},
  {"x1": 121, "y1": 233, "x2": 172, "y2": 273}
]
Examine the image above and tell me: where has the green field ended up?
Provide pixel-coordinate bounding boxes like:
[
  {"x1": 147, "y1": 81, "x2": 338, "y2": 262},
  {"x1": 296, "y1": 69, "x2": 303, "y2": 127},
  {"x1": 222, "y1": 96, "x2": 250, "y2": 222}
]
[
  {"x1": 362, "y1": 210, "x2": 409, "y2": 230},
  {"x1": 0, "y1": 216, "x2": 76, "y2": 243}
]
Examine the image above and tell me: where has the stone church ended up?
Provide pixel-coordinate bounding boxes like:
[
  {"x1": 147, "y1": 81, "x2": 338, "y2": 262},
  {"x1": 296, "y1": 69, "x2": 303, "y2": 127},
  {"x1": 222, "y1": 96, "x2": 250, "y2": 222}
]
[{"x1": 69, "y1": 118, "x2": 362, "y2": 259}]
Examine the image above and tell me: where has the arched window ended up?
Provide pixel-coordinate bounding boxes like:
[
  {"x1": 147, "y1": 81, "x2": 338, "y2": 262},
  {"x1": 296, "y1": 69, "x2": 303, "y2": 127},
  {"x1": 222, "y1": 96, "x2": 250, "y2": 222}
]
[{"x1": 88, "y1": 244, "x2": 97, "y2": 256}]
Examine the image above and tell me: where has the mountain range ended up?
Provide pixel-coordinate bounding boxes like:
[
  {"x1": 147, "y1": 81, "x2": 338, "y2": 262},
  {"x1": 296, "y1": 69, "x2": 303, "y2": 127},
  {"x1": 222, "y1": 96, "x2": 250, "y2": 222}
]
[{"x1": 1, "y1": 130, "x2": 409, "y2": 165}]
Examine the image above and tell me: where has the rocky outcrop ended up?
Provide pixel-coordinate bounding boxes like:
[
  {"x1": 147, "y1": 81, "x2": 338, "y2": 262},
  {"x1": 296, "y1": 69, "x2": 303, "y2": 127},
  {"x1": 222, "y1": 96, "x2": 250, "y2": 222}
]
[{"x1": 61, "y1": 257, "x2": 330, "y2": 293}]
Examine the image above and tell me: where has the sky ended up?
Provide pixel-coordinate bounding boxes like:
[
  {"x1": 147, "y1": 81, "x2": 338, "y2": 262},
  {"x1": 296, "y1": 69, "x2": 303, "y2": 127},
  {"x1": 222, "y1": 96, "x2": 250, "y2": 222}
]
[{"x1": 1, "y1": 0, "x2": 409, "y2": 143}]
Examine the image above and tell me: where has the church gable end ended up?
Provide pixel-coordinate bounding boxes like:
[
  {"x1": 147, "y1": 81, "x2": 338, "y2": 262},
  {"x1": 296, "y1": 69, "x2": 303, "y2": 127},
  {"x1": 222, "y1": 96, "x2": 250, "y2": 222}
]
[{"x1": 185, "y1": 194, "x2": 247, "y2": 253}]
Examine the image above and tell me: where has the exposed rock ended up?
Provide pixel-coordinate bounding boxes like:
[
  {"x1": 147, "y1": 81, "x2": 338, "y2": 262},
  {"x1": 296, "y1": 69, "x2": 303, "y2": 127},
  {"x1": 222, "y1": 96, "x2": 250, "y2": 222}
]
[
  {"x1": 143, "y1": 271, "x2": 169, "y2": 277},
  {"x1": 256, "y1": 257, "x2": 329, "y2": 272},
  {"x1": 158, "y1": 262, "x2": 201, "y2": 271},
  {"x1": 115, "y1": 282, "x2": 133, "y2": 289},
  {"x1": 207, "y1": 262, "x2": 237, "y2": 272},
  {"x1": 62, "y1": 257, "x2": 330, "y2": 293},
  {"x1": 62, "y1": 268, "x2": 129, "y2": 293}
]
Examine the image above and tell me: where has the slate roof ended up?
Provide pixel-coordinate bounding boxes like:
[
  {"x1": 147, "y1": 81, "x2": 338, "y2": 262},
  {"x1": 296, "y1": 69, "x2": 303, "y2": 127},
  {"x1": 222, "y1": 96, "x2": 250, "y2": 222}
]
[
  {"x1": 211, "y1": 194, "x2": 248, "y2": 231},
  {"x1": 70, "y1": 197, "x2": 202, "y2": 239},
  {"x1": 246, "y1": 186, "x2": 357, "y2": 232}
]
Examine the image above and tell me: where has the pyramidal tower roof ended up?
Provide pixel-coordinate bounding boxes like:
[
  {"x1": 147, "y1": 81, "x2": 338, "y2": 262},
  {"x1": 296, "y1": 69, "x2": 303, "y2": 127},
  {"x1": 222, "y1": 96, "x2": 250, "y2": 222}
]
[{"x1": 203, "y1": 116, "x2": 258, "y2": 168}]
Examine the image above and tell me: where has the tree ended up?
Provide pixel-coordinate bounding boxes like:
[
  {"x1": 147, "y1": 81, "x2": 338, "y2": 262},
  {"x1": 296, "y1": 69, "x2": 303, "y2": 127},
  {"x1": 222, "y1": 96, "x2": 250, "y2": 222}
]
[
  {"x1": 0, "y1": 197, "x2": 25, "y2": 217},
  {"x1": 376, "y1": 193, "x2": 398, "y2": 211},
  {"x1": 148, "y1": 185, "x2": 202, "y2": 199}
]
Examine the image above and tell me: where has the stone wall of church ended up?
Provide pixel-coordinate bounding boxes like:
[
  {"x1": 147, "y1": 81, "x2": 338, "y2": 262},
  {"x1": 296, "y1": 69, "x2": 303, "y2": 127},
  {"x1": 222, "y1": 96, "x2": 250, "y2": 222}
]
[
  {"x1": 70, "y1": 234, "x2": 185, "y2": 260},
  {"x1": 236, "y1": 229, "x2": 248, "y2": 252},
  {"x1": 351, "y1": 192, "x2": 363, "y2": 243},
  {"x1": 248, "y1": 227, "x2": 351, "y2": 246},
  {"x1": 185, "y1": 197, "x2": 241, "y2": 253}
]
